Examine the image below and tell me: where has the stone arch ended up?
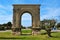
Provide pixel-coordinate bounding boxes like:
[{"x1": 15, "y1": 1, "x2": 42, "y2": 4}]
[{"x1": 12, "y1": 4, "x2": 40, "y2": 35}]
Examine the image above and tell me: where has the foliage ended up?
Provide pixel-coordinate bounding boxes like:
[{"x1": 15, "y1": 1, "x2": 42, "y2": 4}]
[
  {"x1": 7, "y1": 22, "x2": 12, "y2": 30},
  {"x1": 40, "y1": 19, "x2": 56, "y2": 29},
  {"x1": 27, "y1": 26, "x2": 32, "y2": 29},
  {"x1": 21, "y1": 25, "x2": 26, "y2": 29},
  {"x1": 0, "y1": 22, "x2": 12, "y2": 30},
  {"x1": 56, "y1": 23, "x2": 60, "y2": 28}
]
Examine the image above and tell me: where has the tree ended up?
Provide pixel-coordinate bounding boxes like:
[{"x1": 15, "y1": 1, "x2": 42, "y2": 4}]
[
  {"x1": 7, "y1": 22, "x2": 12, "y2": 30},
  {"x1": 56, "y1": 23, "x2": 60, "y2": 28},
  {"x1": 21, "y1": 25, "x2": 26, "y2": 29},
  {"x1": 27, "y1": 26, "x2": 32, "y2": 29},
  {"x1": 50, "y1": 19, "x2": 56, "y2": 28},
  {"x1": 40, "y1": 19, "x2": 56, "y2": 37},
  {"x1": 0, "y1": 24, "x2": 6, "y2": 30},
  {"x1": 40, "y1": 21, "x2": 45, "y2": 29}
]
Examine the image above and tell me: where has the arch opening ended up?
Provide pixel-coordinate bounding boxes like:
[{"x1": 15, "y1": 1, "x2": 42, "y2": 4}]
[{"x1": 21, "y1": 12, "x2": 32, "y2": 34}]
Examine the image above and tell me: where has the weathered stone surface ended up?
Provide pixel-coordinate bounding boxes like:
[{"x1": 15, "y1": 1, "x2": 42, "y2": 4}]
[{"x1": 12, "y1": 4, "x2": 40, "y2": 35}]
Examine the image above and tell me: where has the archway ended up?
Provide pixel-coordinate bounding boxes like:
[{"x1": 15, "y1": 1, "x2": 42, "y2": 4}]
[
  {"x1": 21, "y1": 13, "x2": 32, "y2": 35},
  {"x1": 12, "y1": 4, "x2": 40, "y2": 35}
]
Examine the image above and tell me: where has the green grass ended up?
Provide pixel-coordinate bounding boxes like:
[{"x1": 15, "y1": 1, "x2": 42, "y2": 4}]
[
  {"x1": 22, "y1": 29, "x2": 32, "y2": 34},
  {"x1": 0, "y1": 29, "x2": 60, "y2": 40}
]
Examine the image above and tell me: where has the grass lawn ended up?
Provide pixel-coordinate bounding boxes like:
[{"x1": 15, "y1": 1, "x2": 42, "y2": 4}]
[{"x1": 0, "y1": 29, "x2": 60, "y2": 40}]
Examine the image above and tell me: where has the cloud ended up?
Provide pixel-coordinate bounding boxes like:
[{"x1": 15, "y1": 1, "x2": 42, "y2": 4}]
[
  {"x1": 0, "y1": 14, "x2": 12, "y2": 24},
  {"x1": 41, "y1": 7, "x2": 60, "y2": 21},
  {"x1": 40, "y1": 0, "x2": 60, "y2": 8},
  {"x1": 21, "y1": 13, "x2": 32, "y2": 27},
  {"x1": 0, "y1": 5, "x2": 6, "y2": 10},
  {"x1": 40, "y1": 0, "x2": 60, "y2": 23},
  {"x1": 21, "y1": 13, "x2": 32, "y2": 21},
  {"x1": 0, "y1": 4, "x2": 13, "y2": 24}
]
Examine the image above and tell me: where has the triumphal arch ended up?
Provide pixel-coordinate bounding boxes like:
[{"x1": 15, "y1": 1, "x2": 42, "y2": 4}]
[{"x1": 12, "y1": 4, "x2": 40, "y2": 35}]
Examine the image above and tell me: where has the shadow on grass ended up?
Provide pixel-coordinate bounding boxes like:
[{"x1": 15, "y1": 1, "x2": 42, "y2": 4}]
[
  {"x1": 0, "y1": 34, "x2": 32, "y2": 39},
  {"x1": 41, "y1": 33, "x2": 47, "y2": 35},
  {"x1": 41, "y1": 32, "x2": 58, "y2": 35},
  {"x1": 0, "y1": 37, "x2": 24, "y2": 39},
  {"x1": 52, "y1": 36, "x2": 60, "y2": 38}
]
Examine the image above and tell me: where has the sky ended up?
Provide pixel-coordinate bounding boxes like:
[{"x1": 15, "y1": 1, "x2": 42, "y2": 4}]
[{"x1": 0, "y1": 0, "x2": 60, "y2": 27}]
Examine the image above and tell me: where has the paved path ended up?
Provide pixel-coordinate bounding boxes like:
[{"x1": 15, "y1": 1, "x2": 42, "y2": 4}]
[
  {"x1": 0, "y1": 30, "x2": 11, "y2": 32},
  {"x1": 51, "y1": 30, "x2": 60, "y2": 32}
]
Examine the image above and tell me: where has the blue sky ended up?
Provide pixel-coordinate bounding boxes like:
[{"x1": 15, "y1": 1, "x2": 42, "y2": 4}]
[{"x1": 0, "y1": 0, "x2": 60, "y2": 27}]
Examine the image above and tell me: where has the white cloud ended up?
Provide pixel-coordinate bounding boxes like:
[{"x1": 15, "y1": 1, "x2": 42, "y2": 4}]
[
  {"x1": 0, "y1": 14, "x2": 12, "y2": 24},
  {"x1": 0, "y1": 13, "x2": 12, "y2": 24},
  {"x1": 40, "y1": 0, "x2": 60, "y2": 22},
  {"x1": 0, "y1": 5, "x2": 6, "y2": 9},
  {"x1": 21, "y1": 13, "x2": 32, "y2": 21},
  {"x1": 0, "y1": 4, "x2": 13, "y2": 11},
  {"x1": 41, "y1": 7, "x2": 60, "y2": 21},
  {"x1": 0, "y1": 4, "x2": 13, "y2": 24}
]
